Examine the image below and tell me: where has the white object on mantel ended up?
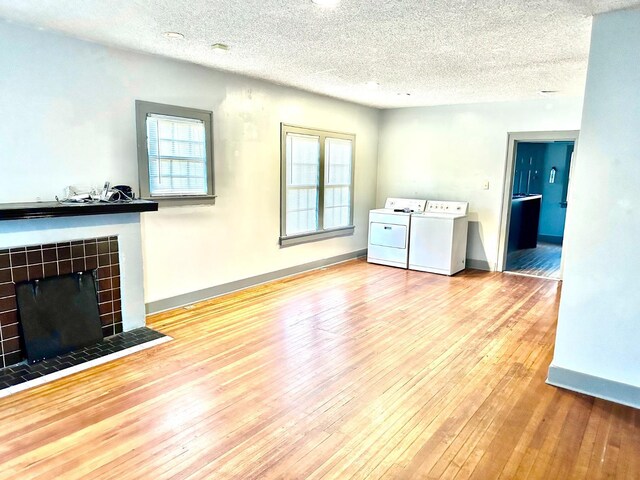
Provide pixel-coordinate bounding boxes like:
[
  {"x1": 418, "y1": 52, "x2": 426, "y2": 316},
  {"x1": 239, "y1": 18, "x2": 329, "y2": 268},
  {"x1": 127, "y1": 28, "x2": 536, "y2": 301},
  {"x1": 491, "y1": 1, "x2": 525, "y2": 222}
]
[{"x1": 0, "y1": 213, "x2": 147, "y2": 331}]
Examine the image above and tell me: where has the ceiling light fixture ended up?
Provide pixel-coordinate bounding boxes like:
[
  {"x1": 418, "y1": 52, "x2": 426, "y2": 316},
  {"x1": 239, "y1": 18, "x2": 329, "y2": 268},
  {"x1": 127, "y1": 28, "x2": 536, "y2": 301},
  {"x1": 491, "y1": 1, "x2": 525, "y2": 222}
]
[
  {"x1": 211, "y1": 43, "x2": 230, "y2": 52},
  {"x1": 163, "y1": 31, "x2": 184, "y2": 40},
  {"x1": 311, "y1": 0, "x2": 340, "y2": 8}
]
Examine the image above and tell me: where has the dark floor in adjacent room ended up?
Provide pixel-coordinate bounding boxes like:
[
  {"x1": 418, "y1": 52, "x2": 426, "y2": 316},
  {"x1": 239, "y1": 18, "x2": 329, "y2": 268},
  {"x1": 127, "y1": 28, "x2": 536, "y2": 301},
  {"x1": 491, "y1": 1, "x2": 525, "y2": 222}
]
[{"x1": 506, "y1": 242, "x2": 562, "y2": 279}]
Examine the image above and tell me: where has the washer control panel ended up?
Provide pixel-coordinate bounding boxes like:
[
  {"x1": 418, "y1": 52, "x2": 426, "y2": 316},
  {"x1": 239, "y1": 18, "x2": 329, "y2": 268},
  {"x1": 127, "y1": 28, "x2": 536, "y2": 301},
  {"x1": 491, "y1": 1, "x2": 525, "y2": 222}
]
[{"x1": 425, "y1": 201, "x2": 469, "y2": 215}]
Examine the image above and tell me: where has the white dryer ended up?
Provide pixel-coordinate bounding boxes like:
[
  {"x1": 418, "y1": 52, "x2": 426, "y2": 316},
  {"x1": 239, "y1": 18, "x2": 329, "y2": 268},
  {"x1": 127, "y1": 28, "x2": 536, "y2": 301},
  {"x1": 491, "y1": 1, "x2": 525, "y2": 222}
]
[
  {"x1": 408, "y1": 201, "x2": 469, "y2": 275},
  {"x1": 367, "y1": 198, "x2": 427, "y2": 269}
]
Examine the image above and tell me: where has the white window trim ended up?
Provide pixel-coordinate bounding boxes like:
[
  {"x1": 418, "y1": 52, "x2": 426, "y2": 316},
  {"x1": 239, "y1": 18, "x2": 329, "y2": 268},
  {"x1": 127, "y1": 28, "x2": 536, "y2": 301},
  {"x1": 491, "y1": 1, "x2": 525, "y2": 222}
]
[
  {"x1": 135, "y1": 100, "x2": 215, "y2": 206},
  {"x1": 280, "y1": 123, "x2": 355, "y2": 247}
]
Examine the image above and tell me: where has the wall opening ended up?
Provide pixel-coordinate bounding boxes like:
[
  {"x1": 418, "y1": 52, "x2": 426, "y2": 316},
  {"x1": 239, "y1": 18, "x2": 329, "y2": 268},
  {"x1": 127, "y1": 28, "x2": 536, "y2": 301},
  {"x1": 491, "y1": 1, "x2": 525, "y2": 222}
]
[{"x1": 497, "y1": 131, "x2": 579, "y2": 279}]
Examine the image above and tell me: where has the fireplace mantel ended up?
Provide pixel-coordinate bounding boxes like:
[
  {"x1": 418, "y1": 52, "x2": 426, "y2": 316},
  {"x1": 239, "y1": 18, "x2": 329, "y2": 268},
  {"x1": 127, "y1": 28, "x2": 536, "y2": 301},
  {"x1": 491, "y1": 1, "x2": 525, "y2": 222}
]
[
  {"x1": 1, "y1": 205, "x2": 152, "y2": 368},
  {"x1": 0, "y1": 200, "x2": 158, "y2": 221}
]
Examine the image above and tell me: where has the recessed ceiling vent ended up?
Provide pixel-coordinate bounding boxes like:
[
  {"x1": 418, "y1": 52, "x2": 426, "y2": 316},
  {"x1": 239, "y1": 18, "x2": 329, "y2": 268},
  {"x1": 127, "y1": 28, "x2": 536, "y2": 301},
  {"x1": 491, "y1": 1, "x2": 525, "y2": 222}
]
[
  {"x1": 211, "y1": 43, "x2": 230, "y2": 51},
  {"x1": 162, "y1": 31, "x2": 184, "y2": 40}
]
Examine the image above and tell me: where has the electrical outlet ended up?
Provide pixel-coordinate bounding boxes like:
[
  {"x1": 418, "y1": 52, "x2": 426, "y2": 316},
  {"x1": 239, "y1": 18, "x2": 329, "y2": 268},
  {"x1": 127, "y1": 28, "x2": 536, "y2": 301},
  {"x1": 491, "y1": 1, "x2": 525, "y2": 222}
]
[{"x1": 482, "y1": 180, "x2": 490, "y2": 190}]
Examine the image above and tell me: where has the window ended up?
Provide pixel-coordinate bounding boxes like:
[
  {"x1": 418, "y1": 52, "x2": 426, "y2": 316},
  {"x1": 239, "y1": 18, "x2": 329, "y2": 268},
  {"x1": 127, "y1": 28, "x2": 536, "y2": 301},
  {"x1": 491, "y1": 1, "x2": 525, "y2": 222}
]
[
  {"x1": 280, "y1": 124, "x2": 355, "y2": 246},
  {"x1": 135, "y1": 101, "x2": 215, "y2": 205}
]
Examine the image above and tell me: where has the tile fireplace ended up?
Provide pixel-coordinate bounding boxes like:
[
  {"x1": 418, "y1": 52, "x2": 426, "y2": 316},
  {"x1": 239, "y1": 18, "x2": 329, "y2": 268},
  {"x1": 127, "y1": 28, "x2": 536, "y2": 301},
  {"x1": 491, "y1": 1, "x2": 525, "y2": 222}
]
[
  {"x1": 0, "y1": 201, "x2": 158, "y2": 373},
  {"x1": 0, "y1": 237, "x2": 123, "y2": 367}
]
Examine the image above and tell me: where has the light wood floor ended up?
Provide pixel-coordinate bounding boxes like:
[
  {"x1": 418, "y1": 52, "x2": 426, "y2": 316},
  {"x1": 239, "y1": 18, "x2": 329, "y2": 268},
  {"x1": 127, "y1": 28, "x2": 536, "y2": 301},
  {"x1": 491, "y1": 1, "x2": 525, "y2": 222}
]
[{"x1": 0, "y1": 259, "x2": 638, "y2": 479}]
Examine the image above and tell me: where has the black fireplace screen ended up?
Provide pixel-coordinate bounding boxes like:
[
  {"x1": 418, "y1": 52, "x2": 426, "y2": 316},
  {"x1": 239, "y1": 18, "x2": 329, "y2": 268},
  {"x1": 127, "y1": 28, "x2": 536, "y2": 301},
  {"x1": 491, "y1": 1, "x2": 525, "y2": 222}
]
[{"x1": 15, "y1": 271, "x2": 103, "y2": 363}]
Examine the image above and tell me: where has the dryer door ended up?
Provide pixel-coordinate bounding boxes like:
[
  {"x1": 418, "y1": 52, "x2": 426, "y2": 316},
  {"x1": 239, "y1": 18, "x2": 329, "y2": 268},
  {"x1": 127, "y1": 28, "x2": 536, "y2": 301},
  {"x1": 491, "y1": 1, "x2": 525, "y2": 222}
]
[{"x1": 370, "y1": 222, "x2": 407, "y2": 248}]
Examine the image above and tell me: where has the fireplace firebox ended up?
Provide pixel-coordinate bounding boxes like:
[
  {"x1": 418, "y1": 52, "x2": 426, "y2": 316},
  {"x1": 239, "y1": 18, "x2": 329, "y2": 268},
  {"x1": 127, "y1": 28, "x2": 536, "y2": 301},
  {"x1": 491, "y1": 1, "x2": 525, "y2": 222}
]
[
  {"x1": 0, "y1": 236, "x2": 123, "y2": 368},
  {"x1": 16, "y1": 271, "x2": 104, "y2": 363}
]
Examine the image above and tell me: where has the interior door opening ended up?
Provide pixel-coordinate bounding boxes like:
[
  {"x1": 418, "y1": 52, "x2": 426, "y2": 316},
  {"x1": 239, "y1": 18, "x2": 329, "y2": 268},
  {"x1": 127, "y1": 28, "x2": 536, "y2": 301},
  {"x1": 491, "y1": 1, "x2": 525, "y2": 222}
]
[{"x1": 497, "y1": 131, "x2": 579, "y2": 280}]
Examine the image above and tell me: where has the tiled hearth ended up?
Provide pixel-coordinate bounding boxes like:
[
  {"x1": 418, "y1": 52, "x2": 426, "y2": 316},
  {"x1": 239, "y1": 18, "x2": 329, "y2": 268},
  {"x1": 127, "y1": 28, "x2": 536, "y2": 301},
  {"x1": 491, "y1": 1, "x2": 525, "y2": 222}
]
[
  {"x1": 0, "y1": 236, "x2": 122, "y2": 368},
  {"x1": 0, "y1": 327, "x2": 168, "y2": 395}
]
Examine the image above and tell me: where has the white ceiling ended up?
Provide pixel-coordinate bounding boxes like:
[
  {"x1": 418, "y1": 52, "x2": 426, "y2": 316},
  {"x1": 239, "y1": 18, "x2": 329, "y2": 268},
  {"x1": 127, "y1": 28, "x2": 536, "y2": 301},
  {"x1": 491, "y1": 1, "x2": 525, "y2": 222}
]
[{"x1": 1, "y1": 0, "x2": 639, "y2": 108}]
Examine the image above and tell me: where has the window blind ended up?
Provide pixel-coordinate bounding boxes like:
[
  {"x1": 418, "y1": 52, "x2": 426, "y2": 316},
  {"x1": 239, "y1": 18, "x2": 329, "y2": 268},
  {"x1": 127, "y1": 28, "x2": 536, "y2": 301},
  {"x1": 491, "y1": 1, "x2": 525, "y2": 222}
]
[
  {"x1": 323, "y1": 137, "x2": 353, "y2": 229},
  {"x1": 285, "y1": 133, "x2": 320, "y2": 235},
  {"x1": 146, "y1": 114, "x2": 208, "y2": 196}
]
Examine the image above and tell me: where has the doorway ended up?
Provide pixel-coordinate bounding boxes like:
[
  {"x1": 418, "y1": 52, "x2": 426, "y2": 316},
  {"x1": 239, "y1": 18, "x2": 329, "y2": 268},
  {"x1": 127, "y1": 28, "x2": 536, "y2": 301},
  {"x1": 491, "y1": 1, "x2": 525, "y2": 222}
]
[{"x1": 497, "y1": 131, "x2": 579, "y2": 280}]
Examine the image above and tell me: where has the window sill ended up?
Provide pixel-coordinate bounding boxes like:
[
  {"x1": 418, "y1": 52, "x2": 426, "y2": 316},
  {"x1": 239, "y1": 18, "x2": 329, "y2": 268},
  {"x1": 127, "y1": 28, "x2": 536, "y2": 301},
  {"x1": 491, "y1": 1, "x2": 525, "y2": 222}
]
[
  {"x1": 279, "y1": 226, "x2": 355, "y2": 247},
  {"x1": 144, "y1": 195, "x2": 217, "y2": 207}
]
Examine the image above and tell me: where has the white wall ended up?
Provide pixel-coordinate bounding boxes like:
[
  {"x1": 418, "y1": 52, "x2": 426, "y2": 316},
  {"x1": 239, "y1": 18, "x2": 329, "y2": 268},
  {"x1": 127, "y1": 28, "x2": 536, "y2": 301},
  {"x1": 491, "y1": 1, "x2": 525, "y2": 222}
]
[
  {"x1": 0, "y1": 21, "x2": 380, "y2": 304},
  {"x1": 551, "y1": 9, "x2": 640, "y2": 389},
  {"x1": 377, "y1": 99, "x2": 583, "y2": 269}
]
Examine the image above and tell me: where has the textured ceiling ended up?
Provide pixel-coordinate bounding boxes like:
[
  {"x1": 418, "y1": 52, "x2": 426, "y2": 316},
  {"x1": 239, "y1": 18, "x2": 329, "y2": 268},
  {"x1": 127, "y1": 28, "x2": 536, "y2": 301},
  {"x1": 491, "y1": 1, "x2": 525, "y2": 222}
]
[{"x1": 1, "y1": 0, "x2": 639, "y2": 108}]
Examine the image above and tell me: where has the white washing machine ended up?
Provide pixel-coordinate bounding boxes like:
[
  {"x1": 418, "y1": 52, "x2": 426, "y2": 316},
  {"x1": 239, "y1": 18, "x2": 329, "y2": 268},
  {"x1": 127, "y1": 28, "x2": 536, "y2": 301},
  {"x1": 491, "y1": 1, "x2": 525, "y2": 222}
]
[
  {"x1": 367, "y1": 198, "x2": 427, "y2": 269},
  {"x1": 408, "y1": 200, "x2": 469, "y2": 275}
]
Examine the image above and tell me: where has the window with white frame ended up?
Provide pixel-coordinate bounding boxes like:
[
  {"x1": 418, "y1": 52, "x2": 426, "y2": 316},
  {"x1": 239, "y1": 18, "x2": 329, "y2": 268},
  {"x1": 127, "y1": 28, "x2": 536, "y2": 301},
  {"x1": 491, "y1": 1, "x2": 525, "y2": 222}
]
[
  {"x1": 280, "y1": 124, "x2": 355, "y2": 246},
  {"x1": 136, "y1": 101, "x2": 215, "y2": 204}
]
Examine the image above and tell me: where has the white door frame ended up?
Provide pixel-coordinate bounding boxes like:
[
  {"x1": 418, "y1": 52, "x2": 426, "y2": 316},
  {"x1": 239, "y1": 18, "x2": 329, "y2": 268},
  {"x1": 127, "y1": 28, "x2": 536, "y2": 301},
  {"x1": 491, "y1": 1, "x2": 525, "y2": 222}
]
[{"x1": 496, "y1": 130, "x2": 580, "y2": 273}]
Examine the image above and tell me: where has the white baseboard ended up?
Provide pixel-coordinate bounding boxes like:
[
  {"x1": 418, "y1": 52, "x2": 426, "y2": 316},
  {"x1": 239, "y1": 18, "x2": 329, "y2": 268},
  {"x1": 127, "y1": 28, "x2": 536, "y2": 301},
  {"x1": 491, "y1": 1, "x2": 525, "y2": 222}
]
[
  {"x1": 466, "y1": 258, "x2": 494, "y2": 271},
  {"x1": 547, "y1": 364, "x2": 640, "y2": 409}
]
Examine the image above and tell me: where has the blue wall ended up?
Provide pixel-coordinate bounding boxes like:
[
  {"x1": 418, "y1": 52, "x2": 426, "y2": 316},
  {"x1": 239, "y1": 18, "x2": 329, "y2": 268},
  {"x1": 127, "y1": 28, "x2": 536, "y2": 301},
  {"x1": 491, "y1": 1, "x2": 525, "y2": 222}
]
[
  {"x1": 512, "y1": 143, "x2": 546, "y2": 195},
  {"x1": 538, "y1": 142, "x2": 573, "y2": 240},
  {"x1": 513, "y1": 141, "x2": 574, "y2": 243}
]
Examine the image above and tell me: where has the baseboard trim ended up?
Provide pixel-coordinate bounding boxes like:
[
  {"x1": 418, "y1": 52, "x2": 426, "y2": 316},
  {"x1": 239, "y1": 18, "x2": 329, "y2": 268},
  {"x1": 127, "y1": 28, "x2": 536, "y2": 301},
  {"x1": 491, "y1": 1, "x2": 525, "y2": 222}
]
[
  {"x1": 538, "y1": 234, "x2": 564, "y2": 245},
  {"x1": 466, "y1": 258, "x2": 493, "y2": 271},
  {"x1": 547, "y1": 364, "x2": 640, "y2": 409},
  {"x1": 146, "y1": 249, "x2": 368, "y2": 314}
]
